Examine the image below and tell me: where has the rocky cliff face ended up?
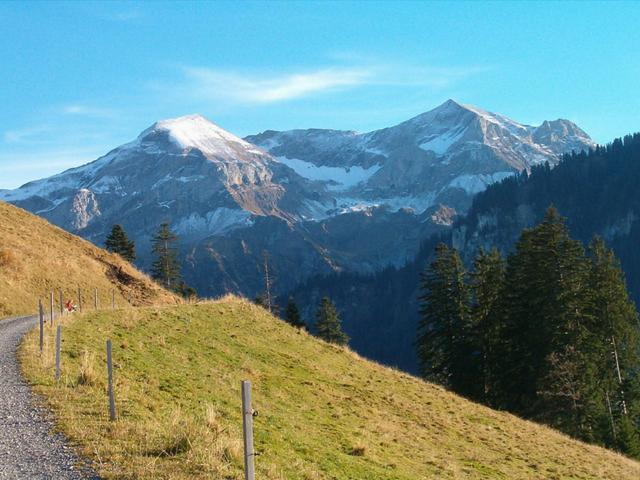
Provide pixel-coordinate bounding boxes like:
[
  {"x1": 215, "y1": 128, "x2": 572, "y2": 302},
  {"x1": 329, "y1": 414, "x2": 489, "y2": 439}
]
[{"x1": 0, "y1": 101, "x2": 594, "y2": 297}]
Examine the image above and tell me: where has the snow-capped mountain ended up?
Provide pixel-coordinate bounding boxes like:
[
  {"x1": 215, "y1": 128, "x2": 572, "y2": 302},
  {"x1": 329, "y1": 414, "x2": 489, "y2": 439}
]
[
  {"x1": 1, "y1": 114, "x2": 309, "y2": 239},
  {"x1": 0, "y1": 101, "x2": 594, "y2": 297},
  {"x1": 247, "y1": 99, "x2": 594, "y2": 215}
]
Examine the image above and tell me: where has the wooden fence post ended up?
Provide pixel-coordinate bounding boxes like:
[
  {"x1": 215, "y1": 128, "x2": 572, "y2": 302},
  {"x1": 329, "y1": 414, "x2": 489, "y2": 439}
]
[
  {"x1": 242, "y1": 380, "x2": 256, "y2": 480},
  {"x1": 106, "y1": 339, "x2": 117, "y2": 421},
  {"x1": 55, "y1": 325, "x2": 61, "y2": 380},
  {"x1": 59, "y1": 289, "x2": 64, "y2": 317},
  {"x1": 78, "y1": 286, "x2": 82, "y2": 312},
  {"x1": 39, "y1": 299, "x2": 44, "y2": 353},
  {"x1": 50, "y1": 290, "x2": 54, "y2": 324},
  {"x1": 94, "y1": 288, "x2": 98, "y2": 310}
]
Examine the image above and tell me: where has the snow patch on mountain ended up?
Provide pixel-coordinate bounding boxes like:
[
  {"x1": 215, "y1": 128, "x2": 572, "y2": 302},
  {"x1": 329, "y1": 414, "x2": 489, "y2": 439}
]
[
  {"x1": 302, "y1": 193, "x2": 435, "y2": 220},
  {"x1": 173, "y1": 208, "x2": 253, "y2": 236},
  {"x1": 419, "y1": 128, "x2": 465, "y2": 155},
  {"x1": 35, "y1": 198, "x2": 66, "y2": 215},
  {"x1": 150, "y1": 174, "x2": 209, "y2": 190},
  {"x1": 141, "y1": 114, "x2": 259, "y2": 157},
  {"x1": 275, "y1": 156, "x2": 382, "y2": 191},
  {"x1": 90, "y1": 175, "x2": 125, "y2": 194},
  {"x1": 448, "y1": 171, "x2": 514, "y2": 195},
  {"x1": 461, "y1": 103, "x2": 530, "y2": 136},
  {"x1": 330, "y1": 193, "x2": 438, "y2": 216},
  {"x1": 364, "y1": 147, "x2": 387, "y2": 157}
]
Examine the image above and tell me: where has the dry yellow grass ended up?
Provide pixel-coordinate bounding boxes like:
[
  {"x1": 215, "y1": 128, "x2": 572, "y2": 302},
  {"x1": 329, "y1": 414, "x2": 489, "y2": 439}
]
[
  {"x1": 20, "y1": 297, "x2": 640, "y2": 479},
  {"x1": 0, "y1": 201, "x2": 179, "y2": 317}
]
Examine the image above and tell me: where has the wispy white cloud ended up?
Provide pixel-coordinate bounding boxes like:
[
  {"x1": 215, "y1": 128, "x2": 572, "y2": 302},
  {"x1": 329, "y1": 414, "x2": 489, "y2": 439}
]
[
  {"x1": 3, "y1": 120, "x2": 112, "y2": 146},
  {"x1": 181, "y1": 67, "x2": 374, "y2": 104},
  {"x1": 170, "y1": 62, "x2": 489, "y2": 105},
  {"x1": 61, "y1": 104, "x2": 116, "y2": 118},
  {"x1": 0, "y1": 117, "x2": 122, "y2": 188},
  {"x1": 3, "y1": 126, "x2": 51, "y2": 144},
  {"x1": 0, "y1": 154, "x2": 88, "y2": 173}
]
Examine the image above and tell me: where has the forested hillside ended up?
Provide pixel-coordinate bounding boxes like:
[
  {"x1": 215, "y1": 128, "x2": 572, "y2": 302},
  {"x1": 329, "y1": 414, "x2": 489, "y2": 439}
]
[
  {"x1": 461, "y1": 133, "x2": 640, "y2": 278},
  {"x1": 418, "y1": 209, "x2": 640, "y2": 457},
  {"x1": 289, "y1": 133, "x2": 640, "y2": 373}
]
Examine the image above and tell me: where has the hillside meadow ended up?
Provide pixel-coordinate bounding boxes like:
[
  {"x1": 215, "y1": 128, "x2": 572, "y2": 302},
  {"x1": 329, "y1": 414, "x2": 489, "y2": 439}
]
[{"x1": 19, "y1": 297, "x2": 640, "y2": 479}]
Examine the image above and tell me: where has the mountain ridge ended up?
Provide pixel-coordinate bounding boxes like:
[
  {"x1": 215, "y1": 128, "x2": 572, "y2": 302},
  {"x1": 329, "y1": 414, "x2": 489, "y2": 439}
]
[
  {"x1": 247, "y1": 99, "x2": 593, "y2": 172},
  {"x1": 0, "y1": 100, "x2": 595, "y2": 298}
]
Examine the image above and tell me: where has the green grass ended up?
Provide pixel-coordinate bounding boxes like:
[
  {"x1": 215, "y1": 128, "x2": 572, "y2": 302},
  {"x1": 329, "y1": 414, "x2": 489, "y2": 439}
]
[{"x1": 20, "y1": 297, "x2": 640, "y2": 479}]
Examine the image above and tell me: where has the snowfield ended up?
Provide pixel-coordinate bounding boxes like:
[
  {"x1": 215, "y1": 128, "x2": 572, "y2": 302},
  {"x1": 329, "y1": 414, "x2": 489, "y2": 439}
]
[
  {"x1": 448, "y1": 171, "x2": 514, "y2": 195},
  {"x1": 275, "y1": 156, "x2": 382, "y2": 191},
  {"x1": 419, "y1": 127, "x2": 466, "y2": 155},
  {"x1": 148, "y1": 114, "x2": 256, "y2": 157},
  {"x1": 173, "y1": 208, "x2": 253, "y2": 236}
]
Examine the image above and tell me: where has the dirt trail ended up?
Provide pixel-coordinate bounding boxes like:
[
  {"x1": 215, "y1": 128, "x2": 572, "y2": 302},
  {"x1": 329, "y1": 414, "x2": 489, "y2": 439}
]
[{"x1": 0, "y1": 315, "x2": 97, "y2": 479}]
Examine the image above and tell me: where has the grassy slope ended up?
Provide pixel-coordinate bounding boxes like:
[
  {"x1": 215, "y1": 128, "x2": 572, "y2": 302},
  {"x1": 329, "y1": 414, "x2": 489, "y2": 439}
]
[
  {"x1": 0, "y1": 201, "x2": 179, "y2": 317},
  {"x1": 20, "y1": 297, "x2": 640, "y2": 479}
]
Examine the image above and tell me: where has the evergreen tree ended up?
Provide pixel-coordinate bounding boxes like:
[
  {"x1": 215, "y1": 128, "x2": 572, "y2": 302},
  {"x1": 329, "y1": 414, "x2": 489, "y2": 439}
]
[
  {"x1": 470, "y1": 247, "x2": 505, "y2": 403},
  {"x1": 617, "y1": 416, "x2": 640, "y2": 458},
  {"x1": 474, "y1": 212, "x2": 640, "y2": 453},
  {"x1": 105, "y1": 224, "x2": 136, "y2": 262},
  {"x1": 585, "y1": 236, "x2": 640, "y2": 454},
  {"x1": 151, "y1": 222, "x2": 181, "y2": 290},
  {"x1": 417, "y1": 243, "x2": 475, "y2": 396},
  {"x1": 284, "y1": 297, "x2": 305, "y2": 329},
  {"x1": 494, "y1": 207, "x2": 591, "y2": 423},
  {"x1": 315, "y1": 297, "x2": 349, "y2": 345}
]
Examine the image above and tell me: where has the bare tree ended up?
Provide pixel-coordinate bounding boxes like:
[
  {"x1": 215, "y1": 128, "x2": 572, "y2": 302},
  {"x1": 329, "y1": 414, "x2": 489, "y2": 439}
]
[
  {"x1": 260, "y1": 250, "x2": 276, "y2": 313},
  {"x1": 611, "y1": 335, "x2": 628, "y2": 415}
]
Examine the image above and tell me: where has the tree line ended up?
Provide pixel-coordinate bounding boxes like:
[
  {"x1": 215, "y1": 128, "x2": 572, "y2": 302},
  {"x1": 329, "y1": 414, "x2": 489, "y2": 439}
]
[
  {"x1": 272, "y1": 295, "x2": 349, "y2": 346},
  {"x1": 104, "y1": 222, "x2": 196, "y2": 299},
  {"x1": 418, "y1": 207, "x2": 640, "y2": 457}
]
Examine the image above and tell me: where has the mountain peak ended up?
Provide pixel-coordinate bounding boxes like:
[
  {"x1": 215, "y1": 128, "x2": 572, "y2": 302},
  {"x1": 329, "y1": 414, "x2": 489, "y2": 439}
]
[
  {"x1": 432, "y1": 98, "x2": 497, "y2": 115},
  {"x1": 532, "y1": 118, "x2": 593, "y2": 153},
  {"x1": 139, "y1": 114, "x2": 255, "y2": 156},
  {"x1": 427, "y1": 98, "x2": 467, "y2": 114},
  {"x1": 424, "y1": 99, "x2": 524, "y2": 127},
  {"x1": 403, "y1": 99, "x2": 527, "y2": 136},
  {"x1": 441, "y1": 98, "x2": 464, "y2": 108}
]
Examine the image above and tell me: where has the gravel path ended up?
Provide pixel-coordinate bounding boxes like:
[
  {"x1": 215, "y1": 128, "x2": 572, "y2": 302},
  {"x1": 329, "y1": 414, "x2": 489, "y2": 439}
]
[{"x1": 0, "y1": 315, "x2": 98, "y2": 479}]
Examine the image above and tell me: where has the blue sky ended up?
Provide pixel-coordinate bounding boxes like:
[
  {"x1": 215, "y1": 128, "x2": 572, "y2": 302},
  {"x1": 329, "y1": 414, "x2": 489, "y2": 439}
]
[{"x1": 1, "y1": 1, "x2": 639, "y2": 189}]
